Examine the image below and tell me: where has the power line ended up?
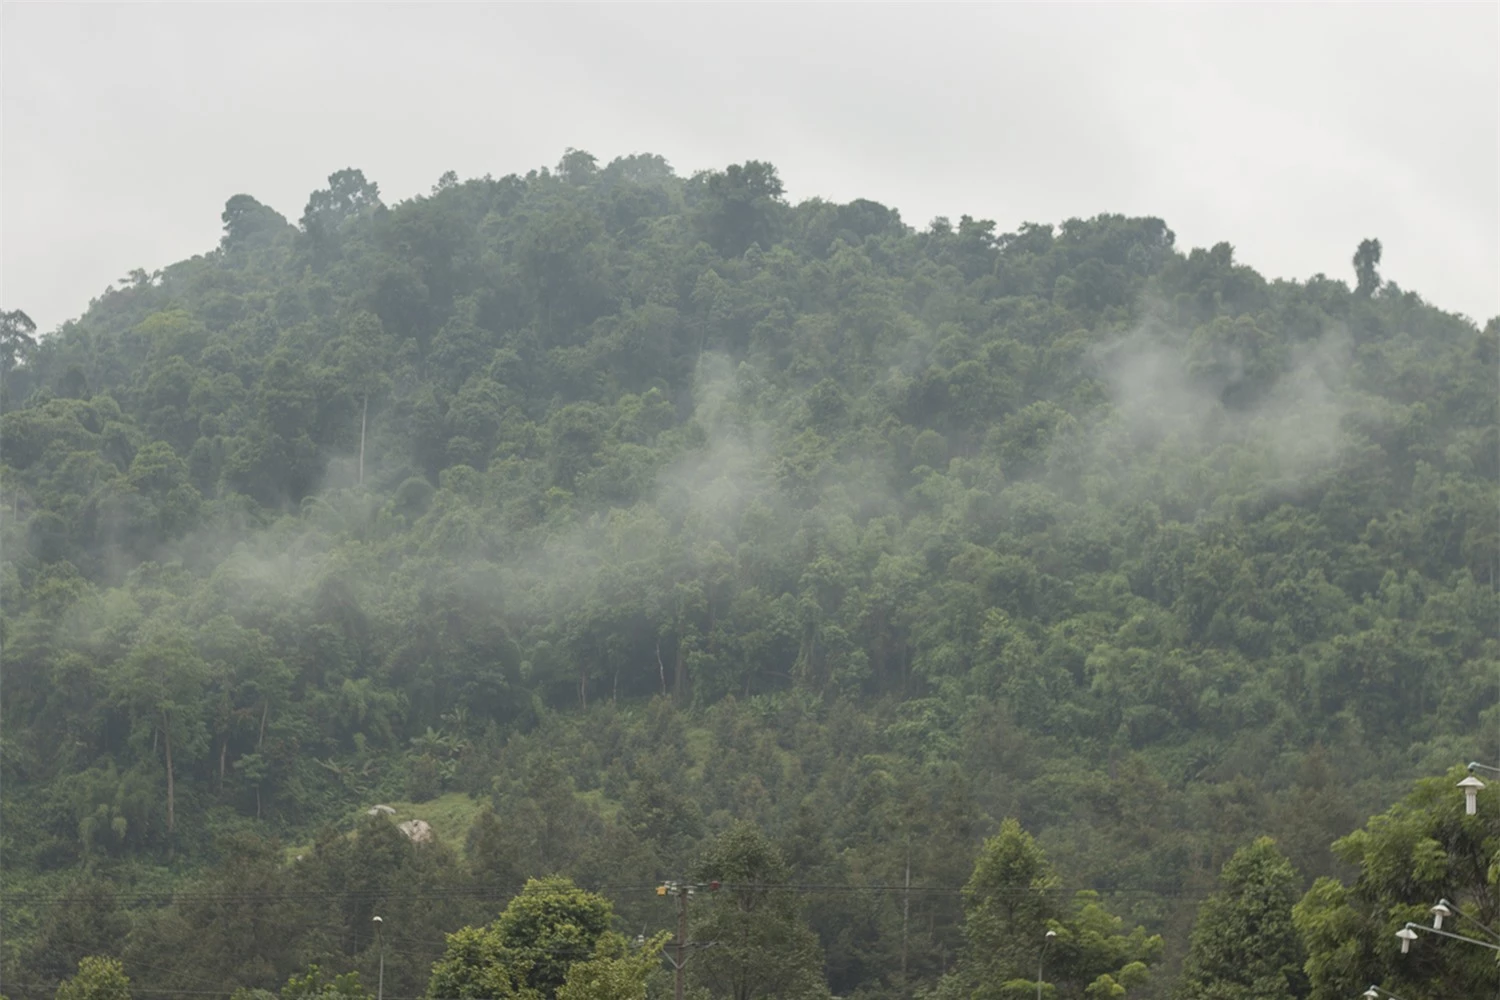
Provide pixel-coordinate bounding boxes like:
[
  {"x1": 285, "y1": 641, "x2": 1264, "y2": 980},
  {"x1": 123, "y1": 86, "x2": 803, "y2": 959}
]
[{"x1": 0, "y1": 879, "x2": 1222, "y2": 908}]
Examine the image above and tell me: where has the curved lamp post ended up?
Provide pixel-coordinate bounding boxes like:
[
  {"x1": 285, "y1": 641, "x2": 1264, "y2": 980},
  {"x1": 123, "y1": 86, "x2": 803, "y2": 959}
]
[
  {"x1": 1396, "y1": 920, "x2": 1500, "y2": 954},
  {"x1": 1460, "y1": 761, "x2": 1500, "y2": 815},
  {"x1": 1431, "y1": 897, "x2": 1500, "y2": 941}
]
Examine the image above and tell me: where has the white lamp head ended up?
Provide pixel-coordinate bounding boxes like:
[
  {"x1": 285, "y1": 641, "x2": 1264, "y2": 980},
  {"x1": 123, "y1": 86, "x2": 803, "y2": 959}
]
[
  {"x1": 1431, "y1": 900, "x2": 1452, "y2": 930},
  {"x1": 1396, "y1": 926, "x2": 1418, "y2": 954},
  {"x1": 1362, "y1": 989, "x2": 1380, "y2": 1000},
  {"x1": 1458, "y1": 775, "x2": 1485, "y2": 815}
]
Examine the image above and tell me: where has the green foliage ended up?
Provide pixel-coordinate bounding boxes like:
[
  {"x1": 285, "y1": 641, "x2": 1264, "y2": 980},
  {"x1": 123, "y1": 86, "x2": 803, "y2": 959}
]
[
  {"x1": 1174, "y1": 837, "x2": 1306, "y2": 1000},
  {"x1": 1, "y1": 151, "x2": 1495, "y2": 1000},
  {"x1": 1353, "y1": 239, "x2": 1383, "y2": 298},
  {"x1": 494, "y1": 877, "x2": 616, "y2": 997},
  {"x1": 555, "y1": 932, "x2": 670, "y2": 1000},
  {"x1": 1293, "y1": 768, "x2": 1500, "y2": 999},
  {"x1": 427, "y1": 877, "x2": 614, "y2": 1000},
  {"x1": 54, "y1": 956, "x2": 131, "y2": 1000},
  {"x1": 280, "y1": 965, "x2": 373, "y2": 999},
  {"x1": 937, "y1": 819, "x2": 1160, "y2": 1000},
  {"x1": 690, "y1": 822, "x2": 829, "y2": 1000},
  {"x1": 425, "y1": 924, "x2": 534, "y2": 999}
]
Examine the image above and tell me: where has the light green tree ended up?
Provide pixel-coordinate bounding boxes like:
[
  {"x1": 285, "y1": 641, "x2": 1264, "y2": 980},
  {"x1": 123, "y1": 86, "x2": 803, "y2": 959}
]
[
  {"x1": 279, "y1": 965, "x2": 372, "y2": 999},
  {"x1": 425, "y1": 876, "x2": 614, "y2": 1000},
  {"x1": 55, "y1": 956, "x2": 131, "y2": 1000},
  {"x1": 1293, "y1": 769, "x2": 1499, "y2": 1000},
  {"x1": 555, "y1": 932, "x2": 670, "y2": 1000}
]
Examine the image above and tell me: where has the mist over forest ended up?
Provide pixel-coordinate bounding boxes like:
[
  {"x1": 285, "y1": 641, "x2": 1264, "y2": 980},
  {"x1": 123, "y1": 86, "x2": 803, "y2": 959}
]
[{"x1": 1, "y1": 151, "x2": 1496, "y2": 1000}]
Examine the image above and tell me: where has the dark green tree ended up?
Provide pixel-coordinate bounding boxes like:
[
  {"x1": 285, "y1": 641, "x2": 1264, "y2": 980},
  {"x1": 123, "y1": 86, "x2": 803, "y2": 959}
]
[
  {"x1": 1174, "y1": 837, "x2": 1307, "y2": 1000},
  {"x1": 1353, "y1": 238, "x2": 1382, "y2": 297},
  {"x1": 1, "y1": 307, "x2": 37, "y2": 386},
  {"x1": 690, "y1": 821, "x2": 829, "y2": 1000},
  {"x1": 934, "y1": 818, "x2": 1159, "y2": 1000},
  {"x1": 696, "y1": 161, "x2": 785, "y2": 257}
]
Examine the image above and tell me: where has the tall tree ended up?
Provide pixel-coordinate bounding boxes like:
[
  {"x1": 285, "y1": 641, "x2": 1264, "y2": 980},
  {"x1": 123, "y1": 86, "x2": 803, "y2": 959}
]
[
  {"x1": 1, "y1": 308, "x2": 37, "y2": 375},
  {"x1": 1174, "y1": 837, "x2": 1307, "y2": 1000},
  {"x1": 696, "y1": 161, "x2": 785, "y2": 257},
  {"x1": 425, "y1": 877, "x2": 613, "y2": 1000},
  {"x1": 1353, "y1": 238, "x2": 1382, "y2": 297},
  {"x1": 690, "y1": 821, "x2": 829, "y2": 1000},
  {"x1": 107, "y1": 625, "x2": 210, "y2": 839},
  {"x1": 934, "y1": 818, "x2": 1160, "y2": 1000}
]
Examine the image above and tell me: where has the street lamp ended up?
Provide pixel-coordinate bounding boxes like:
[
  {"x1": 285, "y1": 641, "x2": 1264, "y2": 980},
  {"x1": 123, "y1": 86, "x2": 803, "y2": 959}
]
[
  {"x1": 372, "y1": 915, "x2": 385, "y2": 1000},
  {"x1": 1036, "y1": 929, "x2": 1056, "y2": 1000},
  {"x1": 1428, "y1": 897, "x2": 1500, "y2": 941},
  {"x1": 1457, "y1": 775, "x2": 1485, "y2": 815},
  {"x1": 1396, "y1": 920, "x2": 1500, "y2": 954},
  {"x1": 1461, "y1": 762, "x2": 1500, "y2": 814},
  {"x1": 1362, "y1": 986, "x2": 1409, "y2": 1000}
]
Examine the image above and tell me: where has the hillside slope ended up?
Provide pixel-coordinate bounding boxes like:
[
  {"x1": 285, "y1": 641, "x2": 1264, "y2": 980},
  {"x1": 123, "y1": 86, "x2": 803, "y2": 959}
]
[{"x1": 2, "y1": 152, "x2": 1496, "y2": 998}]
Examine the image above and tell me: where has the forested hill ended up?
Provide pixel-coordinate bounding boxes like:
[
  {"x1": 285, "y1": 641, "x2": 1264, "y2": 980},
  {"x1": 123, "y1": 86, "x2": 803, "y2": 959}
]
[{"x1": 1, "y1": 152, "x2": 1496, "y2": 999}]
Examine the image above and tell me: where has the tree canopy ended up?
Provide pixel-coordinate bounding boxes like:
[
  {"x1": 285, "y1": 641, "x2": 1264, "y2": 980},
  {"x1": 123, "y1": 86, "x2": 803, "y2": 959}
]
[{"x1": 1, "y1": 150, "x2": 1496, "y2": 1000}]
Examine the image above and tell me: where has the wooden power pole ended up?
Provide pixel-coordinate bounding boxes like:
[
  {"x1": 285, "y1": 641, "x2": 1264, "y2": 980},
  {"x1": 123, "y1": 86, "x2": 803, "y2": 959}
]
[
  {"x1": 658, "y1": 879, "x2": 720, "y2": 1000},
  {"x1": 675, "y1": 886, "x2": 689, "y2": 1000}
]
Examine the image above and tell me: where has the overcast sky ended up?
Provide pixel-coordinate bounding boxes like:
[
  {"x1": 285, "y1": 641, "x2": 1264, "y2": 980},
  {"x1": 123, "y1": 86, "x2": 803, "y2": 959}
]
[{"x1": 4, "y1": 3, "x2": 1497, "y2": 333}]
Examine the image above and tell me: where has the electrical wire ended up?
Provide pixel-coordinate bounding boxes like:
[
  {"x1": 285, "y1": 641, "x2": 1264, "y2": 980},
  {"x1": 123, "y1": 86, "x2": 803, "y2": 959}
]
[{"x1": 0, "y1": 878, "x2": 1224, "y2": 907}]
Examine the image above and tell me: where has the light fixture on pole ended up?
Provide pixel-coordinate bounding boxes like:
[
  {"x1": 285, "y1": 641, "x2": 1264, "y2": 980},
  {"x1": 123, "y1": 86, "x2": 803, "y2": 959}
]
[
  {"x1": 1362, "y1": 986, "x2": 1409, "y2": 1000},
  {"x1": 1396, "y1": 920, "x2": 1500, "y2": 954},
  {"x1": 1427, "y1": 897, "x2": 1500, "y2": 942},
  {"x1": 1458, "y1": 775, "x2": 1485, "y2": 815},
  {"x1": 1461, "y1": 761, "x2": 1500, "y2": 814},
  {"x1": 1036, "y1": 928, "x2": 1056, "y2": 1000}
]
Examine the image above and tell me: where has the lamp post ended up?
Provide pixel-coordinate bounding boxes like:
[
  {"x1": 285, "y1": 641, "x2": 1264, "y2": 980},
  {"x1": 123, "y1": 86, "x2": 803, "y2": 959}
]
[
  {"x1": 1430, "y1": 897, "x2": 1500, "y2": 941},
  {"x1": 372, "y1": 915, "x2": 384, "y2": 1000},
  {"x1": 1036, "y1": 929, "x2": 1056, "y2": 1000},
  {"x1": 1460, "y1": 761, "x2": 1500, "y2": 815},
  {"x1": 1396, "y1": 920, "x2": 1500, "y2": 954}
]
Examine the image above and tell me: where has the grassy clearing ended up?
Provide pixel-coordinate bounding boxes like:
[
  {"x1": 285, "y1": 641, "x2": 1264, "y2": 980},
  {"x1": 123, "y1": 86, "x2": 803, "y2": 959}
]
[{"x1": 281, "y1": 791, "x2": 489, "y2": 864}]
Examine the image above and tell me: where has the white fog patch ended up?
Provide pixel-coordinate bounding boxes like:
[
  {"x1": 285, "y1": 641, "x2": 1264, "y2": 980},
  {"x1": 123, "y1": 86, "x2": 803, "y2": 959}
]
[{"x1": 1082, "y1": 307, "x2": 1356, "y2": 506}]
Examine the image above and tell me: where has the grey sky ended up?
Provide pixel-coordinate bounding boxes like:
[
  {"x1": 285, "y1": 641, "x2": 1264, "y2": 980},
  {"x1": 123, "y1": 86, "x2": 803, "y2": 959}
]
[{"x1": 4, "y1": 3, "x2": 1496, "y2": 333}]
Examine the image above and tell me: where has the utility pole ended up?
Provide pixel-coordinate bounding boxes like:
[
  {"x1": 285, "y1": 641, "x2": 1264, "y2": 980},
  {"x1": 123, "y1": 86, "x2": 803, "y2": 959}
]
[
  {"x1": 900, "y1": 838, "x2": 912, "y2": 981},
  {"x1": 373, "y1": 915, "x2": 384, "y2": 1000},
  {"x1": 675, "y1": 885, "x2": 688, "y2": 1000},
  {"x1": 658, "y1": 879, "x2": 721, "y2": 1000}
]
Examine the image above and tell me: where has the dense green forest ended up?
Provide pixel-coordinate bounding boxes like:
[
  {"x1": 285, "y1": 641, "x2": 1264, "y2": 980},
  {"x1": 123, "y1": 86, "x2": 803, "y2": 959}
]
[{"x1": 1, "y1": 150, "x2": 1496, "y2": 1000}]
